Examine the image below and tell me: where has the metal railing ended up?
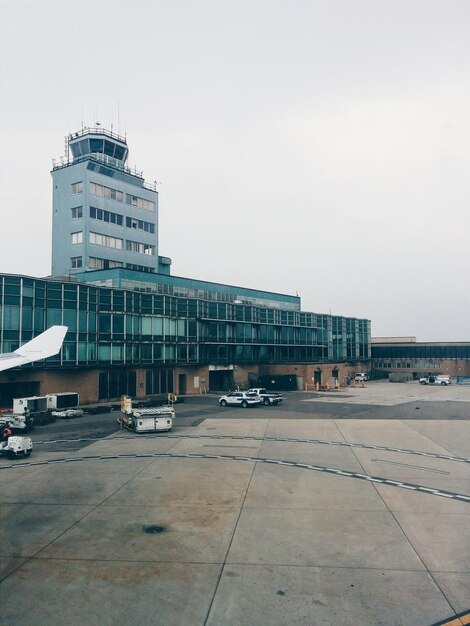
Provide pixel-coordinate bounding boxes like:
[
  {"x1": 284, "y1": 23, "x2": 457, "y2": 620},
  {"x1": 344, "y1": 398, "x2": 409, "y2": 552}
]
[
  {"x1": 52, "y1": 153, "x2": 157, "y2": 191},
  {"x1": 68, "y1": 126, "x2": 127, "y2": 144}
]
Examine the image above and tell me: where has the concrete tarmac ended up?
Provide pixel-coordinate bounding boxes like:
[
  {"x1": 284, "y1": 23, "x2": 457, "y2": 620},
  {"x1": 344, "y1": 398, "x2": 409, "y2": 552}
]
[{"x1": 0, "y1": 382, "x2": 469, "y2": 625}]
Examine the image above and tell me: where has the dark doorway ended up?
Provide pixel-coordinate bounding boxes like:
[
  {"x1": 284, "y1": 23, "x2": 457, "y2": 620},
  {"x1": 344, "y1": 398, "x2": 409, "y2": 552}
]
[
  {"x1": 178, "y1": 374, "x2": 187, "y2": 395},
  {"x1": 98, "y1": 370, "x2": 137, "y2": 400},
  {"x1": 0, "y1": 381, "x2": 40, "y2": 409},
  {"x1": 209, "y1": 370, "x2": 233, "y2": 391},
  {"x1": 314, "y1": 370, "x2": 322, "y2": 385},
  {"x1": 145, "y1": 369, "x2": 174, "y2": 396}
]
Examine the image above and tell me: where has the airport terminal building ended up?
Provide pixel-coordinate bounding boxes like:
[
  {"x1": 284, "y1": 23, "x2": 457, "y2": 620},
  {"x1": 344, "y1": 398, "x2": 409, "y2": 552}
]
[
  {"x1": 371, "y1": 337, "x2": 470, "y2": 380},
  {"x1": 0, "y1": 127, "x2": 371, "y2": 406}
]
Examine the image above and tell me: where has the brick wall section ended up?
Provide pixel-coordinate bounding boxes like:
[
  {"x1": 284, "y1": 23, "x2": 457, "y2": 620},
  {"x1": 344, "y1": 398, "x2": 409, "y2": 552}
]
[
  {"x1": 0, "y1": 369, "x2": 98, "y2": 404},
  {"x1": 173, "y1": 366, "x2": 211, "y2": 395},
  {"x1": 259, "y1": 363, "x2": 366, "y2": 389},
  {"x1": 233, "y1": 365, "x2": 260, "y2": 390},
  {"x1": 136, "y1": 369, "x2": 146, "y2": 399}
]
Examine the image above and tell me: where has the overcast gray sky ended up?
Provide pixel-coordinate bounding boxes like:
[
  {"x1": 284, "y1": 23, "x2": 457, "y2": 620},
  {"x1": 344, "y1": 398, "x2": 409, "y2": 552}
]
[{"x1": 1, "y1": 1, "x2": 469, "y2": 341}]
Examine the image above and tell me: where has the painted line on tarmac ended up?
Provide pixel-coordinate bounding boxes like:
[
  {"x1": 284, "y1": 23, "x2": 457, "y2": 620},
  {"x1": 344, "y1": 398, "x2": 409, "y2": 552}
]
[
  {"x1": 370, "y1": 459, "x2": 450, "y2": 474},
  {"x1": 1, "y1": 451, "x2": 469, "y2": 504},
  {"x1": 31, "y1": 433, "x2": 470, "y2": 464},
  {"x1": 429, "y1": 608, "x2": 470, "y2": 625}
]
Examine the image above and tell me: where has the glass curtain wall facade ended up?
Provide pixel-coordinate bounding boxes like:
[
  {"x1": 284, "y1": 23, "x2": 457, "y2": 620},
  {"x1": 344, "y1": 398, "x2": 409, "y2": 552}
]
[{"x1": 0, "y1": 274, "x2": 371, "y2": 368}]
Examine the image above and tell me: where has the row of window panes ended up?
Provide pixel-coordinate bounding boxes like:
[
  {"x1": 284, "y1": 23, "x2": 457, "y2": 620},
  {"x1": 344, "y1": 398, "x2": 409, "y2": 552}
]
[
  {"x1": 71, "y1": 257, "x2": 82, "y2": 269},
  {"x1": 90, "y1": 206, "x2": 123, "y2": 225},
  {"x1": 89, "y1": 257, "x2": 124, "y2": 270},
  {"x1": 0, "y1": 290, "x2": 362, "y2": 342},
  {"x1": 126, "y1": 194, "x2": 155, "y2": 211},
  {"x1": 0, "y1": 341, "x2": 331, "y2": 366},
  {"x1": 72, "y1": 181, "x2": 155, "y2": 212},
  {"x1": 126, "y1": 264, "x2": 154, "y2": 272},
  {"x1": 71, "y1": 137, "x2": 126, "y2": 161},
  {"x1": 89, "y1": 232, "x2": 123, "y2": 249},
  {"x1": 126, "y1": 240, "x2": 155, "y2": 255},
  {"x1": 72, "y1": 230, "x2": 155, "y2": 254},
  {"x1": 119, "y1": 278, "x2": 303, "y2": 312},
  {"x1": 374, "y1": 361, "x2": 441, "y2": 369},
  {"x1": 1, "y1": 277, "x2": 368, "y2": 338},
  {"x1": 90, "y1": 181, "x2": 123, "y2": 202},
  {"x1": 72, "y1": 206, "x2": 156, "y2": 237},
  {"x1": 126, "y1": 217, "x2": 155, "y2": 233}
]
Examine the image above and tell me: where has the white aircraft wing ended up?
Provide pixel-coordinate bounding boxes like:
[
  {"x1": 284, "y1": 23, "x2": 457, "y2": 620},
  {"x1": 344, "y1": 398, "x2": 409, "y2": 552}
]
[{"x1": 0, "y1": 326, "x2": 68, "y2": 372}]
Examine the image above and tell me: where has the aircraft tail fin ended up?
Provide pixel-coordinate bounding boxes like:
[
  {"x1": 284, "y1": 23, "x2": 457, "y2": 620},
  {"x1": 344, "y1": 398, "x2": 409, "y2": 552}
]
[{"x1": 15, "y1": 325, "x2": 68, "y2": 361}]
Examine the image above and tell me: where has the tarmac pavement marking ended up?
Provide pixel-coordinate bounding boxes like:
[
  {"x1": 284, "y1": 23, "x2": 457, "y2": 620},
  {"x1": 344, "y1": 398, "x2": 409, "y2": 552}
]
[
  {"x1": 1, "y1": 451, "x2": 469, "y2": 504},
  {"x1": 430, "y1": 609, "x2": 470, "y2": 625},
  {"x1": 30, "y1": 433, "x2": 470, "y2": 464}
]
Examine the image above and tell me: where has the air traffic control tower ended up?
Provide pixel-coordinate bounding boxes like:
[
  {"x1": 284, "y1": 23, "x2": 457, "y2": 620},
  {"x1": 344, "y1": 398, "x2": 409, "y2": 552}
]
[{"x1": 51, "y1": 127, "x2": 170, "y2": 277}]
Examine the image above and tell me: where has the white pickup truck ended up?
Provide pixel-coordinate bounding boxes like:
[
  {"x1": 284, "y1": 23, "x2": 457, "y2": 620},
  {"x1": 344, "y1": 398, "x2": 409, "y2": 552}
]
[
  {"x1": 247, "y1": 388, "x2": 283, "y2": 406},
  {"x1": 419, "y1": 375, "x2": 451, "y2": 386}
]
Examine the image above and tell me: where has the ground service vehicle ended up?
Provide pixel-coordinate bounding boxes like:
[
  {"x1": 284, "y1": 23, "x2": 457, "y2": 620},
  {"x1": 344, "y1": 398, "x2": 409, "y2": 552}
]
[
  {"x1": 247, "y1": 388, "x2": 283, "y2": 406},
  {"x1": 13, "y1": 396, "x2": 48, "y2": 415},
  {"x1": 0, "y1": 414, "x2": 34, "y2": 432},
  {"x1": 47, "y1": 393, "x2": 80, "y2": 410},
  {"x1": 119, "y1": 396, "x2": 174, "y2": 432},
  {"x1": 419, "y1": 375, "x2": 451, "y2": 386},
  {"x1": 0, "y1": 436, "x2": 32, "y2": 458},
  {"x1": 218, "y1": 392, "x2": 261, "y2": 408}
]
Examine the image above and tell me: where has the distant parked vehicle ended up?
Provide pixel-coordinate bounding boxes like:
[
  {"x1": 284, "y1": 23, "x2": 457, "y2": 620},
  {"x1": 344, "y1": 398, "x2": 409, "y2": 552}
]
[
  {"x1": 354, "y1": 373, "x2": 369, "y2": 382},
  {"x1": 218, "y1": 392, "x2": 261, "y2": 408},
  {"x1": 419, "y1": 375, "x2": 451, "y2": 386},
  {"x1": 247, "y1": 388, "x2": 283, "y2": 406}
]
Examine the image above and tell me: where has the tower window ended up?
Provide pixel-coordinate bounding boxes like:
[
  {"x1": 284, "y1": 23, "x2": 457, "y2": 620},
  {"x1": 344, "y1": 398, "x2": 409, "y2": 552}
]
[
  {"x1": 126, "y1": 194, "x2": 156, "y2": 211},
  {"x1": 90, "y1": 181, "x2": 123, "y2": 202},
  {"x1": 71, "y1": 232, "x2": 83, "y2": 244},
  {"x1": 89, "y1": 232, "x2": 123, "y2": 249},
  {"x1": 71, "y1": 182, "x2": 83, "y2": 194}
]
